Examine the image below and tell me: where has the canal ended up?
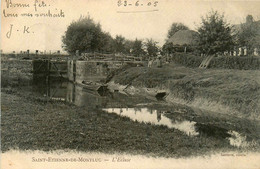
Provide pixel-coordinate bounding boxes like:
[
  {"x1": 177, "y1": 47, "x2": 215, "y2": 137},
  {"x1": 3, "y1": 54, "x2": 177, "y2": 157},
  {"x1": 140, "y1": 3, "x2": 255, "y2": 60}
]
[{"x1": 30, "y1": 77, "x2": 258, "y2": 150}]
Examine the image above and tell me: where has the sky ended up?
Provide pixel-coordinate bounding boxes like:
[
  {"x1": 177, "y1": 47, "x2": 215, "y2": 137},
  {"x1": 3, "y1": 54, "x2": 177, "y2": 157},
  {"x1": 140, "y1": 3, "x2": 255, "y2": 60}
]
[{"x1": 1, "y1": 0, "x2": 260, "y2": 53}]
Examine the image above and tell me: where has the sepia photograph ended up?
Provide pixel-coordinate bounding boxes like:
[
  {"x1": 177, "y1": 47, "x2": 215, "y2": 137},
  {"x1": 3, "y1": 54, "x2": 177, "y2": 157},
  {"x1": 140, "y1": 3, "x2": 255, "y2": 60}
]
[{"x1": 1, "y1": 0, "x2": 260, "y2": 168}]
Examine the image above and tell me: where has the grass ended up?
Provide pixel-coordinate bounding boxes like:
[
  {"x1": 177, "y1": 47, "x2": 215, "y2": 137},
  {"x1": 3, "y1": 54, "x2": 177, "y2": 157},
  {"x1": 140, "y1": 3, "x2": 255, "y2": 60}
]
[
  {"x1": 110, "y1": 63, "x2": 260, "y2": 120},
  {"x1": 1, "y1": 60, "x2": 33, "y2": 87},
  {"x1": 1, "y1": 89, "x2": 240, "y2": 158}
]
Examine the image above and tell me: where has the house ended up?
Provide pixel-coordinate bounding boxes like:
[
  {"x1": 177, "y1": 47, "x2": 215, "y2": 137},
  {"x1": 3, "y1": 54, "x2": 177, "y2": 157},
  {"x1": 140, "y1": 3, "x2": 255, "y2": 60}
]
[{"x1": 165, "y1": 30, "x2": 198, "y2": 53}]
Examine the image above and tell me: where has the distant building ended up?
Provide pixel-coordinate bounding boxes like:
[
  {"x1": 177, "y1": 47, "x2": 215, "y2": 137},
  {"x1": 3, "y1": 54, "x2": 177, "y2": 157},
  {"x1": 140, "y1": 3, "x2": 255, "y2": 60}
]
[
  {"x1": 166, "y1": 30, "x2": 198, "y2": 53},
  {"x1": 167, "y1": 30, "x2": 198, "y2": 46}
]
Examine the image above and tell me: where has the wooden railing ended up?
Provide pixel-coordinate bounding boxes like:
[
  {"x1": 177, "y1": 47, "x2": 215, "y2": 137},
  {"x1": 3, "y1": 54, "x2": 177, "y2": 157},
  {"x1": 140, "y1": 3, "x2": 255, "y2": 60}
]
[
  {"x1": 79, "y1": 52, "x2": 145, "y2": 62},
  {"x1": 2, "y1": 52, "x2": 146, "y2": 62}
]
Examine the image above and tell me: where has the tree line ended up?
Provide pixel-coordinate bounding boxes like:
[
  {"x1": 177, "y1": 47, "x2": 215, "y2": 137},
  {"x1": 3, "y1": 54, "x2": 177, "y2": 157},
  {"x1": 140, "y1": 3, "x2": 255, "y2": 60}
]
[
  {"x1": 163, "y1": 11, "x2": 260, "y2": 56},
  {"x1": 62, "y1": 15, "x2": 160, "y2": 57},
  {"x1": 62, "y1": 11, "x2": 260, "y2": 57}
]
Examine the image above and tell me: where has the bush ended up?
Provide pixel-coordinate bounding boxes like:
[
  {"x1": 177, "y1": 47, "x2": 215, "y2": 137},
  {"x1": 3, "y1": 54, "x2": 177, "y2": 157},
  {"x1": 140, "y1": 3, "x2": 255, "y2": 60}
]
[
  {"x1": 170, "y1": 53, "x2": 203, "y2": 68},
  {"x1": 209, "y1": 56, "x2": 260, "y2": 70},
  {"x1": 170, "y1": 53, "x2": 260, "y2": 70}
]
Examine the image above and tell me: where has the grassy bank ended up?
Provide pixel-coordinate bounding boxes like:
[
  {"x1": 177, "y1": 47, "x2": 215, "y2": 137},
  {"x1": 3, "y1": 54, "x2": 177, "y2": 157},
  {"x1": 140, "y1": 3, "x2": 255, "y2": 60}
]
[
  {"x1": 1, "y1": 89, "x2": 240, "y2": 157},
  {"x1": 111, "y1": 63, "x2": 260, "y2": 120},
  {"x1": 1, "y1": 59, "x2": 33, "y2": 88}
]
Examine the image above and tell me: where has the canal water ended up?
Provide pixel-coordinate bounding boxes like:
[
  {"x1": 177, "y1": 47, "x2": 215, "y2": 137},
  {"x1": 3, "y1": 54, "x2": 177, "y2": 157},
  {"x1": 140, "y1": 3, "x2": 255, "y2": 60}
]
[{"x1": 31, "y1": 78, "x2": 256, "y2": 149}]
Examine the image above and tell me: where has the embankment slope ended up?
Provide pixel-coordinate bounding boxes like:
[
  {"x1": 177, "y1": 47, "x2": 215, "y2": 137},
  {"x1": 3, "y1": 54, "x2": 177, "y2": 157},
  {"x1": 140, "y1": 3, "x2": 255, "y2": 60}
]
[{"x1": 110, "y1": 63, "x2": 260, "y2": 120}]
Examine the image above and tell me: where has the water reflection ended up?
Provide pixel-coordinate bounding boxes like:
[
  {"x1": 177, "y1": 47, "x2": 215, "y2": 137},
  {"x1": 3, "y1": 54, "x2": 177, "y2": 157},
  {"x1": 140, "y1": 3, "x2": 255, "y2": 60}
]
[
  {"x1": 195, "y1": 123, "x2": 231, "y2": 139},
  {"x1": 227, "y1": 131, "x2": 252, "y2": 148},
  {"x1": 103, "y1": 108, "x2": 199, "y2": 136},
  {"x1": 102, "y1": 108, "x2": 253, "y2": 147},
  {"x1": 32, "y1": 78, "x2": 153, "y2": 109},
  {"x1": 32, "y1": 80, "x2": 110, "y2": 108}
]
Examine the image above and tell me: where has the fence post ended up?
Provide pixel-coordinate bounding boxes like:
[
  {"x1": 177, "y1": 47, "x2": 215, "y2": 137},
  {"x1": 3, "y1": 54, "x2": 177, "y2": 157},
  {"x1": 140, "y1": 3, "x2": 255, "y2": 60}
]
[{"x1": 27, "y1": 49, "x2": 30, "y2": 58}]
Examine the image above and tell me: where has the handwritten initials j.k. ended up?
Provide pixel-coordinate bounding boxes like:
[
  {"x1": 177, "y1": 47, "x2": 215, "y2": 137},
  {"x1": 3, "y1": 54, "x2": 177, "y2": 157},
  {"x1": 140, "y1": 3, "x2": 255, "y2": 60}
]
[{"x1": 6, "y1": 24, "x2": 13, "y2": 38}]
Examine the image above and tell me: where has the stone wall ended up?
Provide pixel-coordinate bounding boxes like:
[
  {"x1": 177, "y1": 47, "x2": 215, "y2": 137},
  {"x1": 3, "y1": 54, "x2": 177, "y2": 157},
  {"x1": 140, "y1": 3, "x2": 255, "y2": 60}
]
[
  {"x1": 71, "y1": 61, "x2": 125, "y2": 83},
  {"x1": 75, "y1": 61, "x2": 108, "y2": 83},
  {"x1": 67, "y1": 60, "x2": 75, "y2": 82}
]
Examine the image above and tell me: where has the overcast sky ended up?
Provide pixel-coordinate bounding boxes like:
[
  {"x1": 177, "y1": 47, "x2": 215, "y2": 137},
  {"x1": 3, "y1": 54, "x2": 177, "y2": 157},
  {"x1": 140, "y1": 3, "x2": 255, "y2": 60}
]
[{"x1": 1, "y1": 0, "x2": 260, "y2": 53}]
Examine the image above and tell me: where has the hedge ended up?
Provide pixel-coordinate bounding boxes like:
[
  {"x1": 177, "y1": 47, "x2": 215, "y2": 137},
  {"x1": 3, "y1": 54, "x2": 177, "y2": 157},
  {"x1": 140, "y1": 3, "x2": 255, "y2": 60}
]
[{"x1": 170, "y1": 53, "x2": 260, "y2": 70}]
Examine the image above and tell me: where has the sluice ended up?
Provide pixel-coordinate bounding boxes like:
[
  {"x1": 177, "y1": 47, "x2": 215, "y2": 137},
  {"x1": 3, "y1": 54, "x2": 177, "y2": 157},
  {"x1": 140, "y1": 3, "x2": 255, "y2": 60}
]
[{"x1": 155, "y1": 92, "x2": 168, "y2": 100}]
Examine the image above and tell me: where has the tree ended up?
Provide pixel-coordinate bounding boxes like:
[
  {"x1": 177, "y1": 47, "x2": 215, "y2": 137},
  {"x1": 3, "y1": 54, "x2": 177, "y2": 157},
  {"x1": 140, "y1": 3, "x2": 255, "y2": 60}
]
[
  {"x1": 197, "y1": 10, "x2": 234, "y2": 55},
  {"x1": 62, "y1": 16, "x2": 108, "y2": 54},
  {"x1": 167, "y1": 23, "x2": 189, "y2": 39},
  {"x1": 246, "y1": 15, "x2": 254, "y2": 24},
  {"x1": 237, "y1": 15, "x2": 260, "y2": 54},
  {"x1": 145, "y1": 39, "x2": 159, "y2": 57},
  {"x1": 100, "y1": 32, "x2": 115, "y2": 53},
  {"x1": 162, "y1": 42, "x2": 174, "y2": 55},
  {"x1": 132, "y1": 39, "x2": 145, "y2": 57},
  {"x1": 114, "y1": 35, "x2": 126, "y2": 54},
  {"x1": 124, "y1": 40, "x2": 134, "y2": 54}
]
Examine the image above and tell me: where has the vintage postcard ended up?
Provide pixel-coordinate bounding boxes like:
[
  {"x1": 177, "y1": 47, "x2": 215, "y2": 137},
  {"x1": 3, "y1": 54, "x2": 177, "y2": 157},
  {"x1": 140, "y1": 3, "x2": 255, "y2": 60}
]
[{"x1": 1, "y1": 0, "x2": 260, "y2": 169}]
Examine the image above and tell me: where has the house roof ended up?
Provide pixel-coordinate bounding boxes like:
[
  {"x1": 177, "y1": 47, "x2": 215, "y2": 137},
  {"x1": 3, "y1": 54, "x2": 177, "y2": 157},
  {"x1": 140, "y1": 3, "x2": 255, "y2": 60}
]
[{"x1": 167, "y1": 30, "x2": 199, "y2": 46}]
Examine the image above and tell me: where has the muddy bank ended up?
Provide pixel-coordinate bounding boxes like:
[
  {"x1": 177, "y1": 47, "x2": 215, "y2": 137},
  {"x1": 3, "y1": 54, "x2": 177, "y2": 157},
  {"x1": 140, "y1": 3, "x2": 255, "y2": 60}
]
[{"x1": 108, "y1": 63, "x2": 260, "y2": 120}]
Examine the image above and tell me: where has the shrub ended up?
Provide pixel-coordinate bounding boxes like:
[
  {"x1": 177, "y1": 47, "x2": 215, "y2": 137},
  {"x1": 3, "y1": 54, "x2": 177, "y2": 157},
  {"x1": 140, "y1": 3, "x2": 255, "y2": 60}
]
[
  {"x1": 170, "y1": 53, "x2": 203, "y2": 68},
  {"x1": 170, "y1": 53, "x2": 260, "y2": 70}
]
